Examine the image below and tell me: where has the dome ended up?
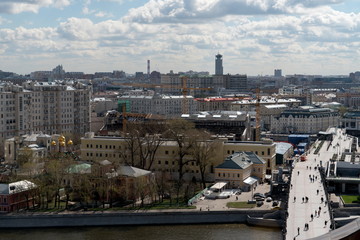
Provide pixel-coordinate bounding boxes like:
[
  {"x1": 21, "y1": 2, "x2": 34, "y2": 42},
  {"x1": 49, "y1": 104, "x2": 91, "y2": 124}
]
[
  {"x1": 51, "y1": 141, "x2": 57, "y2": 146},
  {"x1": 58, "y1": 135, "x2": 65, "y2": 142},
  {"x1": 59, "y1": 141, "x2": 65, "y2": 147},
  {"x1": 67, "y1": 140, "x2": 73, "y2": 145}
]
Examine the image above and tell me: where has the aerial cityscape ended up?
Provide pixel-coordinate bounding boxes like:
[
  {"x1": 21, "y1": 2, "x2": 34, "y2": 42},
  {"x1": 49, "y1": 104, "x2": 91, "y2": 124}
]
[{"x1": 1, "y1": 1, "x2": 360, "y2": 240}]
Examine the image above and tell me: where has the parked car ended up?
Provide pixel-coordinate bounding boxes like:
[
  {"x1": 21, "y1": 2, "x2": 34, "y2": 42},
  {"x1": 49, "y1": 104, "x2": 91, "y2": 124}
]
[
  {"x1": 253, "y1": 193, "x2": 266, "y2": 198},
  {"x1": 266, "y1": 197, "x2": 272, "y2": 202},
  {"x1": 256, "y1": 201, "x2": 264, "y2": 207},
  {"x1": 234, "y1": 190, "x2": 242, "y2": 195},
  {"x1": 272, "y1": 200, "x2": 279, "y2": 207}
]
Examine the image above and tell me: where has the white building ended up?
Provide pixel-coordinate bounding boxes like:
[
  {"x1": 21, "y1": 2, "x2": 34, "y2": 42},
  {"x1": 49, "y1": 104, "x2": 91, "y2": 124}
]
[
  {"x1": 117, "y1": 94, "x2": 197, "y2": 116},
  {"x1": 271, "y1": 108, "x2": 339, "y2": 134}
]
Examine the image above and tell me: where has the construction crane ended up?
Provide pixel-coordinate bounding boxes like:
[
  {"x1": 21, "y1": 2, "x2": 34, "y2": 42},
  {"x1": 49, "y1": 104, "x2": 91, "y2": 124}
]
[
  {"x1": 255, "y1": 87, "x2": 261, "y2": 141},
  {"x1": 116, "y1": 78, "x2": 212, "y2": 114}
]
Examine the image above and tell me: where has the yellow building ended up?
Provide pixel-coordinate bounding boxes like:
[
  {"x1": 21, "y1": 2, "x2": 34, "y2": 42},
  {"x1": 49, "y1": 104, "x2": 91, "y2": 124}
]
[
  {"x1": 80, "y1": 132, "x2": 276, "y2": 181},
  {"x1": 214, "y1": 152, "x2": 266, "y2": 189}
]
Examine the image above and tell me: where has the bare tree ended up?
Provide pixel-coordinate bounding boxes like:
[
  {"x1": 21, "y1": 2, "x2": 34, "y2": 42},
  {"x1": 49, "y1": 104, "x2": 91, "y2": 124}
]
[
  {"x1": 189, "y1": 130, "x2": 216, "y2": 189},
  {"x1": 164, "y1": 119, "x2": 195, "y2": 202}
]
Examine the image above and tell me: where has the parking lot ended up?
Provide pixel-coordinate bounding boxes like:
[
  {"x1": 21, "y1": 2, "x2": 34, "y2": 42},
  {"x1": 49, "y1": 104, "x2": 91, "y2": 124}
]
[{"x1": 194, "y1": 183, "x2": 277, "y2": 211}]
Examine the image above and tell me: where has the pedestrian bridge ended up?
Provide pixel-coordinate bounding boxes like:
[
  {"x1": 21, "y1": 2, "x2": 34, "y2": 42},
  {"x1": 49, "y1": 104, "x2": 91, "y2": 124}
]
[{"x1": 285, "y1": 128, "x2": 355, "y2": 240}]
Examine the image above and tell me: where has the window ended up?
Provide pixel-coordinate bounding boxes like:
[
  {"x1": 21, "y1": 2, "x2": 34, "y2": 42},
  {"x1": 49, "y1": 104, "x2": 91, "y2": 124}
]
[
  {"x1": 165, "y1": 161, "x2": 169, "y2": 165},
  {"x1": 237, "y1": 174, "x2": 240, "y2": 178},
  {"x1": 262, "y1": 151, "x2": 264, "y2": 155},
  {"x1": 268, "y1": 148, "x2": 270, "y2": 155},
  {"x1": 158, "y1": 161, "x2": 161, "y2": 164},
  {"x1": 165, "y1": 151, "x2": 169, "y2": 155}
]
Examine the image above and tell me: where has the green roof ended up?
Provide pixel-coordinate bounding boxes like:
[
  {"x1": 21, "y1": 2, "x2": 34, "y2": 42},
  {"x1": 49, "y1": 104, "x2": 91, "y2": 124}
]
[
  {"x1": 215, "y1": 152, "x2": 265, "y2": 170},
  {"x1": 67, "y1": 163, "x2": 91, "y2": 174}
]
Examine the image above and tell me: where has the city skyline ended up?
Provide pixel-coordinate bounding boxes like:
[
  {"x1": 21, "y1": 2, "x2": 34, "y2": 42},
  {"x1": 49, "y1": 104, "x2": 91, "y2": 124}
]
[{"x1": 0, "y1": 0, "x2": 360, "y2": 75}]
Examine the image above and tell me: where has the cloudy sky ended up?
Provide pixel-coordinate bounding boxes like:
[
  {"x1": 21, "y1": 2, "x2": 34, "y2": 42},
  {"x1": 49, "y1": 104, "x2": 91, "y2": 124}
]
[{"x1": 0, "y1": 0, "x2": 359, "y2": 76}]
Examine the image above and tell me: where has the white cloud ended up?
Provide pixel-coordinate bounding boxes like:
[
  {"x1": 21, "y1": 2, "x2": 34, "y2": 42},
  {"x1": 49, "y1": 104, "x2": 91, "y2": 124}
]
[
  {"x1": 123, "y1": 0, "x2": 346, "y2": 23},
  {"x1": 0, "y1": 16, "x2": 11, "y2": 25},
  {"x1": 0, "y1": 0, "x2": 71, "y2": 14},
  {"x1": 1, "y1": 0, "x2": 360, "y2": 75}
]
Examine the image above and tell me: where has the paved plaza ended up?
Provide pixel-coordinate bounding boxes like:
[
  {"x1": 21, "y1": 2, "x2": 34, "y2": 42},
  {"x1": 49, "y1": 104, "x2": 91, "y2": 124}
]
[{"x1": 286, "y1": 128, "x2": 353, "y2": 240}]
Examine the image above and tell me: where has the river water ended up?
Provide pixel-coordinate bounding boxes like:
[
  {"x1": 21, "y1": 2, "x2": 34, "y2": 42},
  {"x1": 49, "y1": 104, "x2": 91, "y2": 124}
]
[{"x1": 0, "y1": 224, "x2": 281, "y2": 240}]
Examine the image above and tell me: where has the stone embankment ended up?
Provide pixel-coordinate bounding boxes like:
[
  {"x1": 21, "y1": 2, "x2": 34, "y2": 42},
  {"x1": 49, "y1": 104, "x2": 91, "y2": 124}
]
[{"x1": 0, "y1": 210, "x2": 276, "y2": 228}]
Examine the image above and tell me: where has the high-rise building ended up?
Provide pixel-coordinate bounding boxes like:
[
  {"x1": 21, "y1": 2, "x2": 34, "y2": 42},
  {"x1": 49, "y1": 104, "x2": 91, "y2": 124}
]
[
  {"x1": 0, "y1": 80, "x2": 92, "y2": 144},
  {"x1": 274, "y1": 69, "x2": 282, "y2": 77},
  {"x1": 215, "y1": 53, "x2": 223, "y2": 75}
]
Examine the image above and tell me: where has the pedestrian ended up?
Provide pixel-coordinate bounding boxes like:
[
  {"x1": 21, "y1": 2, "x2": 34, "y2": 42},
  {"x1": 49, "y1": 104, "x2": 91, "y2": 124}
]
[
  {"x1": 317, "y1": 189, "x2": 319, "y2": 195},
  {"x1": 298, "y1": 171, "x2": 300, "y2": 176},
  {"x1": 318, "y1": 210, "x2": 321, "y2": 217},
  {"x1": 311, "y1": 214, "x2": 314, "y2": 221},
  {"x1": 315, "y1": 210, "x2": 317, "y2": 217},
  {"x1": 291, "y1": 184, "x2": 293, "y2": 189},
  {"x1": 236, "y1": 196, "x2": 238, "y2": 201},
  {"x1": 294, "y1": 197, "x2": 296, "y2": 202},
  {"x1": 302, "y1": 197, "x2": 304, "y2": 203},
  {"x1": 321, "y1": 197, "x2": 324, "y2": 203},
  {"x1": 325, "y1": 220, "x2": 328, "y2": 227},
  {"x1": 307, "y1": 166, "x2": 308, "y2": 170},
  {"x1": 325, "y1": 201, "x2": 328, "y2": 206},
  {"x1": 304, "y1": 223, "x2": 307, "y2": 231},
  {"x1": 316, "y1": 176, "x2": 318, "y2": 180},
  {"x1": 306, "y1": 197, "x2": 309, "y2": 203},
  {"x1": 298, "y1": 227, "x2": 300, "y2": 235},
  {"x1": 310, "y1": 167, "x2": 311, "y2": 170},
  {"x1": 319, "y1": 206, "x2": 322, "y2": 211}
]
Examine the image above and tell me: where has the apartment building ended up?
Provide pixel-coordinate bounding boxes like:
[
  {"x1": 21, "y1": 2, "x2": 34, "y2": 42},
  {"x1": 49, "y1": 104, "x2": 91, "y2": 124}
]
[
  {"x1": 117, "y1": 94, "x2": 197, "y2": 116},
  {"x1": 80, "y1": 133, "x2": 276, "y2": 181},
  {"x1": 0, "y1": 80, "x2": 91, "y2": 144},
  {"x1": 230, "y1": 97, "x2": 302, "y2": 112},
  {"x1": 271, "y1": 108, "x2": 339, "y2": 134}
]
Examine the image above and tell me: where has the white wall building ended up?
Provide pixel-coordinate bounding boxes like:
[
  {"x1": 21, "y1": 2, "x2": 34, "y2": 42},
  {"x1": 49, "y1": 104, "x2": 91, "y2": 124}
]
[
  {"x1": 117, "y1": 94, "x2": 197, "y2": 116},
  {"x1": 271, "y1": 108, "x2": 339, "y2": 134}
]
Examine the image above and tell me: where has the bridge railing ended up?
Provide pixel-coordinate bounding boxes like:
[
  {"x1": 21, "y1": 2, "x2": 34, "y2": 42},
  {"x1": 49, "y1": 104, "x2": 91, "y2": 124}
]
[{"x1": 319, "y1": 166, "x2": 335, "y2": 230}]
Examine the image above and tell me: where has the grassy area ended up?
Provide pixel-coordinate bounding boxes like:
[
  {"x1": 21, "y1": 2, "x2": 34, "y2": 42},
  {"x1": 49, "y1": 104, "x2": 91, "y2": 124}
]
[
  {"x1": 226, "y1": 202, "x2": 256, "y2": 209},
  {"x1": 342, "y1": 195, "x2": 360, "y2": 204},
  {"x1": 129, "y1": 199, "x2": 196, "y2": 210}
]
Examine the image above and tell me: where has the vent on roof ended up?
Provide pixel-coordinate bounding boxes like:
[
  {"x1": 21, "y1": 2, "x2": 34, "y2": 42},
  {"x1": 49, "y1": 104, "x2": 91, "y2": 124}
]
[{"x1": 10, "y1": 186, "x2": 15, "y2": 191}]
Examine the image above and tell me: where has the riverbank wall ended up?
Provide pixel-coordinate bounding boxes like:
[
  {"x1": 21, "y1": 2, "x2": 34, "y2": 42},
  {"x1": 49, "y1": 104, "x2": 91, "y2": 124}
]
[{"x1": 0, "y1": 210, "x2": 276, "y2": 228}]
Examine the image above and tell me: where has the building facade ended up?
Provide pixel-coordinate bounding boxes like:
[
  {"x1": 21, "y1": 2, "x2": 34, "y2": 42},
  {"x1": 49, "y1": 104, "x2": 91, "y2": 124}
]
[
  {"x1": 0, "y1": 80, "x2": 91, "y2": 148},
  {"x1": 80, "y1": 133, "x2": 277, "y2": 181},
  {"x1": 271, "y1": 108, "x2": 339, "y2": 134},
  {"x1": 214, "y1": 152, "x2": 266, "y2": 189},
  {"x1": 0, "y1": 180, "x2": 37, "y2": 212},
  {"x1": 117, "y1": 94, "x2": 197, "y2": 117}
]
